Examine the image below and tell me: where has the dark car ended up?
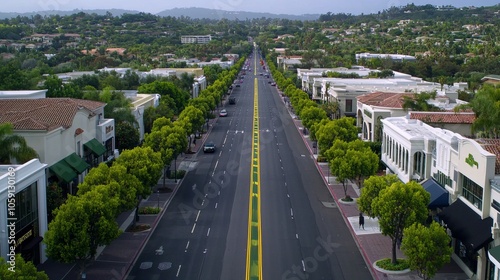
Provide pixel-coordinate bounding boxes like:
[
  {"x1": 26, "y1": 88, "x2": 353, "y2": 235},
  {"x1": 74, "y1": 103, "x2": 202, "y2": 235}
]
[
  {"x1": 203, "y1": 142, "x2": 216, "y2": 153},
  {"x1": 229, "y1": 97, "x2": 236, "y2": 104}
]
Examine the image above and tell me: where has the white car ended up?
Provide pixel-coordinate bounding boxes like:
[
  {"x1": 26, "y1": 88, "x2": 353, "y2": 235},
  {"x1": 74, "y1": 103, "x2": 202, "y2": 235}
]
[{"x1": 219, "y1": 109, "x2": 228, "y2": 117}]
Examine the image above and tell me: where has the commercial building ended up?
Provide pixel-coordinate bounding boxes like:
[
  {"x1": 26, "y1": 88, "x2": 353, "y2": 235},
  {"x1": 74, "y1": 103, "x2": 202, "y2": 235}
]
[
  {"x1": 0, "y1": 98, "x2": 114, "y2": 195},
  {"x1": 0, "y1": 159, "x2": 48, "y2": 265},
  {"x1": 381, "y1": 116, "x2": 500, "y2": 280},
  {"x1": 356, "y1": 91, "x2": 473, "y2": 141}
]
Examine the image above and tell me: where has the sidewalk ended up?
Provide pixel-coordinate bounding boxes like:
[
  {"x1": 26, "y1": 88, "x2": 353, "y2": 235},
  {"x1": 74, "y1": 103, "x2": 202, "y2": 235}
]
[
  {"x1": 37, "y1": 116, "x2": 219, "y2": 280},
  {"x1": 279, "y1": 89, "x2": 469, "y2": 280}
]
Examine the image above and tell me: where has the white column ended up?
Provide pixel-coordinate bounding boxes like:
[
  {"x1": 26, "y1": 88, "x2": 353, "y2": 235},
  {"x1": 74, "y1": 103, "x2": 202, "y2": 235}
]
[
  {"x1": 0, "y1": 198, "x2": 7, "y2": 261},
  {"x1": 37, "y1": 175, "x2": 48, "y2": 263}
]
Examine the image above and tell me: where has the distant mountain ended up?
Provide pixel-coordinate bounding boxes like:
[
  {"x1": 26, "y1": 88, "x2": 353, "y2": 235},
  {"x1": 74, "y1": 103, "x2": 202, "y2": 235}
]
[
  {"x1": 156, "y1": 7, "x2": 320, "y2": 20},
  {"x1": 0, "y1": 7, "x2": 320, "y2": 21},
  {"x1": 0, "y1": 9, "x2": 141, "y2": 19}
]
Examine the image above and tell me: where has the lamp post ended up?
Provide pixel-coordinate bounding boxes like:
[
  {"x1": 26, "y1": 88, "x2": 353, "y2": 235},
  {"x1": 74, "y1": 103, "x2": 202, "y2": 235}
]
[{"x1": 327, "y1": 163, "x2": 330, "y2": 184}]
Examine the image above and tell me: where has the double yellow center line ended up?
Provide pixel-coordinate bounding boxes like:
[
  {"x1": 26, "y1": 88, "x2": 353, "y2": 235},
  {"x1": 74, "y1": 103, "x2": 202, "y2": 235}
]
[{"x1": 245, "y1": 74, "x2": 262, "y2": 280}]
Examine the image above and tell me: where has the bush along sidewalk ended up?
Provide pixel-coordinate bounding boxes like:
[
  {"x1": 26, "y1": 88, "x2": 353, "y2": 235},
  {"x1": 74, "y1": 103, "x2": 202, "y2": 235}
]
[{"x1": 167, "y1": 169, "x2": 186, "y2": 179}]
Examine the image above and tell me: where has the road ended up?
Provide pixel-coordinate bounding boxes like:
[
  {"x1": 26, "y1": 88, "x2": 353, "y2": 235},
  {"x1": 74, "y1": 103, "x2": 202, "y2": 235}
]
[{"x1": 126, "y1": 50, "x2": 372, "y2": 280}]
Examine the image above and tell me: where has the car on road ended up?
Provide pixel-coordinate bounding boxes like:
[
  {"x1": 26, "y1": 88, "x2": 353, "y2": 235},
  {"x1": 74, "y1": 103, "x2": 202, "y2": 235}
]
[
  {"x1": 236, "y1": 84, "x2": 240, "y2": 87},
  {"x1": 203, "y1": 142, "x2": 216, "y2": 153},
  {"x1": 219, "y1": 109, "x2": 228, "y2": 117},
  {"x1": 271, "y1": 82, "x2": 276, "y2": 86},
  {"x1": 229, "y1": 97, "x2": 236, "y2": 104}
]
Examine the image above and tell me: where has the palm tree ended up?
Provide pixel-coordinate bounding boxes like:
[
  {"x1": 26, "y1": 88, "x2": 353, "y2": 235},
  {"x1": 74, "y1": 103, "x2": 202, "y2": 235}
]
[{"x1": 0, "y1": 123, "x2": 38, "y2": 164}]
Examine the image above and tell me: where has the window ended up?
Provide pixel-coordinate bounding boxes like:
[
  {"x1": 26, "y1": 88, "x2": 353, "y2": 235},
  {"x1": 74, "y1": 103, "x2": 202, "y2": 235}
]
[
  {"x1": 13, "y1": 183, "x2": 38, "y2": 232},
  {"x1": 345, "y1": 99, "x2": 353, "y2": 112},
  {"x1": 461, "y1": 175, "x2": 483, "y2": 210},
  {"x1": 105, "y1": 138, "x2": 114, "y2": 159}
]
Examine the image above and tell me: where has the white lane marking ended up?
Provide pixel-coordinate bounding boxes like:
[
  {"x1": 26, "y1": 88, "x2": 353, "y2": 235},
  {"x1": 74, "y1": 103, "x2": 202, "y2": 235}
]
[
  {"x1": 191, "y1": 223, "x2": 196, "y2": 233},
  {"x1": 296, "y1": 233, "x2": 299, "y2": 239},
  {"x1": 287, "y1": 194, "x2": 290, "y2": 198},
  {"x1": 223, "y1": 135, "x2": 227, "y2": 144},
  {"x1": 215, "y1": 202, "x2": 218, "y2": 209},
  {"x1": 219, "y1": 150, "x2": 222, "y2": 157},
  {"x1": 221, "y1": 180, "x2": 224, "y2": 185},
  {"x1": 290, "y1": 208, "x2": 294, "y2": 218},
  {"x1": 195, "y1": 210, "x2": 200, "y2": 222},
  {"x1": 176, "y1": 265, "x2": 182, "y2": 277},
  {"x1": 214, "y1": 160, "x2": 219, "y2": 171},
  {"x1": 207, "y1": 228, "x2": 211, "y2": 237},
  {"x1": 218, "y1": 191, "x2": 220, "y2": 196},
  {"x1": 201, "y1": 200, "x2": 205, "y2": 206},
  {"x1": 301, "y1": 260, "x2": 306, "y2": 271},
  {"x1": 185, "y1": 241, "x2": 190, "y2": 252}
]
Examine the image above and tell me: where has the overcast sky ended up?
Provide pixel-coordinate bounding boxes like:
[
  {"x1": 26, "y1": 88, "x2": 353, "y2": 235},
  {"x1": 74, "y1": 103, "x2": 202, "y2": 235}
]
[{"x1": 3, "y1": 0, "x2": 499, "y2": 15}]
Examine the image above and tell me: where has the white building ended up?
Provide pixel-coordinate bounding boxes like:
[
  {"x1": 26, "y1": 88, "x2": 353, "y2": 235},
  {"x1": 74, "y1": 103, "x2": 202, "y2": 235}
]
[
  {"x1": 0, "y1": 90, "x2": 47, "y2": 99},
  {"x1": 357, "y1": 91, "x2": 473, "y2": 141},
  {"x1": 355, "y1": 52, "x2": 417, "y2": 62},
  {"x1": 122, "y1": 91, "x2": 161, "y2": 141},
  {"x1": 0, "y1": 98, "x2": 114, "y2": 195},
  {"x1": 315, "y1": 77, "x2": 465, "y2": 118},
  {"x1": 381, "y1": 116, "x2": 500, "y2": 280},
  {"x1": 0, "y1": 159, "x2": 48, "y2": 265},
  {"x1": 180, "y1": 35, "x2": 211, "y2": 44}
]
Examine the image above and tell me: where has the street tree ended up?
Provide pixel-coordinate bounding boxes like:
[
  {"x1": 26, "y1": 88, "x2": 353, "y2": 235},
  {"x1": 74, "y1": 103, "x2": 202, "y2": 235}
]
[
  {"x1": 357, "y1": 174, "x2": 400, "y2": 218},
  {"x1": 402, "y1": 222, "x2": 452, "y2": 280},
  {"x1": 300, "y1": 106, "x2": 328, "y2": 130},
  {"x1": 44, "y1": 191, "x2": 121, "y2": 279},
  {"x1": 77, "y1": 163, "x2": 141, "y2": 215},
  {"x1": 115, "y1": 121, "x2": 140, "y2": 152},
  {"x1": 0, "y1": 254, "x2": 49, "y2": 280},
  {"x1": 326, "y1": 140, "x2": 379, "y2": 199},
  {"x1": 372, "y1": 181, "x2": 430, "y2": 265},
  {"x1": 0, "y1": 123, "x2": 38, "y2": 164},
  {"x1": 316, "y1": 117, "x2": 358, "y2": 155}
]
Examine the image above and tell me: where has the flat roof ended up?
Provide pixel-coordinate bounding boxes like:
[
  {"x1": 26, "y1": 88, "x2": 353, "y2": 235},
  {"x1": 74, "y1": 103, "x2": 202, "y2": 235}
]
[{"x1": 383, "y1": 117, "x2": 437, "y2": 140}]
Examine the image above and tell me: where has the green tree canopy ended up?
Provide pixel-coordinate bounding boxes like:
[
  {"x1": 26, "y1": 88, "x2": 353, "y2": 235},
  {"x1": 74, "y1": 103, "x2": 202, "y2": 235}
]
[
  {"x1": 357, "y1": 174, "x2": 400, "y2": 218},
  {"x1": 372, "y1": 181, "x2": 430, "y2": 264},
  {"x1": 77, "y1": 163, "x2": 141, "y2": 214},
  {"x1": 44, "y1": 191, "x2": 121, "y2": 277},
  {"x1": 0, "y1": 254, "x2": 49, "y2": 280},
  {"x1": 114, "y1": 146, "x2": 163, "y2": 193},
  {"x1": 316, "y1": 117, "x2": 358, "y2": 155},
  {"x1": 402, "y1": 222, "x2": 452, "y2": 280}
]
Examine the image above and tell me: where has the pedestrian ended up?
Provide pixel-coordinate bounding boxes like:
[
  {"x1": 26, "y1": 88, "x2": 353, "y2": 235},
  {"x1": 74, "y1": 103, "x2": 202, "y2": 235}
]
[{"x1": 359, "y1": 212, "x2": 365, "y2": 230}]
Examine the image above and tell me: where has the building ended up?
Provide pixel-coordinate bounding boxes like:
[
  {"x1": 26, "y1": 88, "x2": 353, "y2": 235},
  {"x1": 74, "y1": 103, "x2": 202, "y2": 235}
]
[
  {"x1": 0, "y1": 98, "x2": 114, "y2": 195},
  {"x1": 381, "y1": 116, "x2": 500, "y2": 280},
  {"x1": 0, "y1": 90, "x2": 47, "y2": 99},
  {"x1": 122, "y1": 91, "x2": 161, "y2": 141},
  {"x1": 180, "y1": 35, "x2": 211, "y2": 44},
  {"x1": 0, "y1": 159, "x2": 48, "y2": 265},
  {"x1": 316, "y1": 77, "x2": 466, "y2": 118},
  {"x1": 356, "y1": 91, "x2": 472, "y2": 141},
  {"x1": 355, "y1": 53, "x2": 417, "y2": 62}
]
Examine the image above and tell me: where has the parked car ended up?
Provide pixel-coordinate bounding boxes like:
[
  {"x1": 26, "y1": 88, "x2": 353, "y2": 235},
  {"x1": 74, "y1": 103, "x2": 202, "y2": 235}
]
[
  {"x1": 203, "y1": 142, "x2": 216, "y2": 153},
  {"x1": 229, "y1": 97, "x2": 236, "y2": 104},
  {"x1": 271, "y1": 82, "x2": 276, "y2": 86},
  {"x1": 219, "y1": 109, "x2": 228, "y2": 117}
]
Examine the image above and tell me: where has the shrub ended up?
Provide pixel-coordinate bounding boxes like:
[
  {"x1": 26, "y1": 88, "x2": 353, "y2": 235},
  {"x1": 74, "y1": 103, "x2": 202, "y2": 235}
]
[
  {"x1": 376, "y1": 258, "x2": 410, "y2": 271},
  {"x1": 168, "y1": 169, "x2": 186, "y2": 179},
  {"x1": 139, "y1": 206, "x2": 161, "y2": 214}
]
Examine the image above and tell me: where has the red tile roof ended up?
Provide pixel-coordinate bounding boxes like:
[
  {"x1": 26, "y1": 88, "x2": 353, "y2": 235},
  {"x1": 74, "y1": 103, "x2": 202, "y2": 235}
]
[
  {"x1": 476, "y1": 139, "x2": 500, "y2": 174},
  {"x1": 357, "y1": 92, "x2": 415, "y2": 108},
  {"x1": 0, "y1": 98, "x2": 105, "y2": 131},
  {"x1": 409, "y1": 112, "x2": 476, "y2": 124}
]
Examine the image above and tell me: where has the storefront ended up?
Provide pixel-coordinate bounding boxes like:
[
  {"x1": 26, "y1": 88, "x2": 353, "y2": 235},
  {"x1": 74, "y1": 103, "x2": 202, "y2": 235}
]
[{"x1": 0, "y1": 159, "x2": 48, "y2": 265}]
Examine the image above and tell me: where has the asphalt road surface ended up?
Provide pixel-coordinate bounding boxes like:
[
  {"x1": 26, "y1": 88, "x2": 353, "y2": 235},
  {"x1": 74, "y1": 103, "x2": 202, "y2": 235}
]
[{"x1": 126, "y1": 49, "x2": 372, "y2": 280}]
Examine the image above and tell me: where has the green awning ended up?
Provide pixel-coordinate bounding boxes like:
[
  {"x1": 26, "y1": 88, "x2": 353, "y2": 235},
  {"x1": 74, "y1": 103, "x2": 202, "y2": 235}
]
[
  {"x1": 64, "y1": 153, "x2": 89, "y2": 174},
  {"x1": 84, "y1": 139, "x2": 106, "y2": 156},
  {"x1": 49, "y1": 161, "x2": 77, "y2": 183}
]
